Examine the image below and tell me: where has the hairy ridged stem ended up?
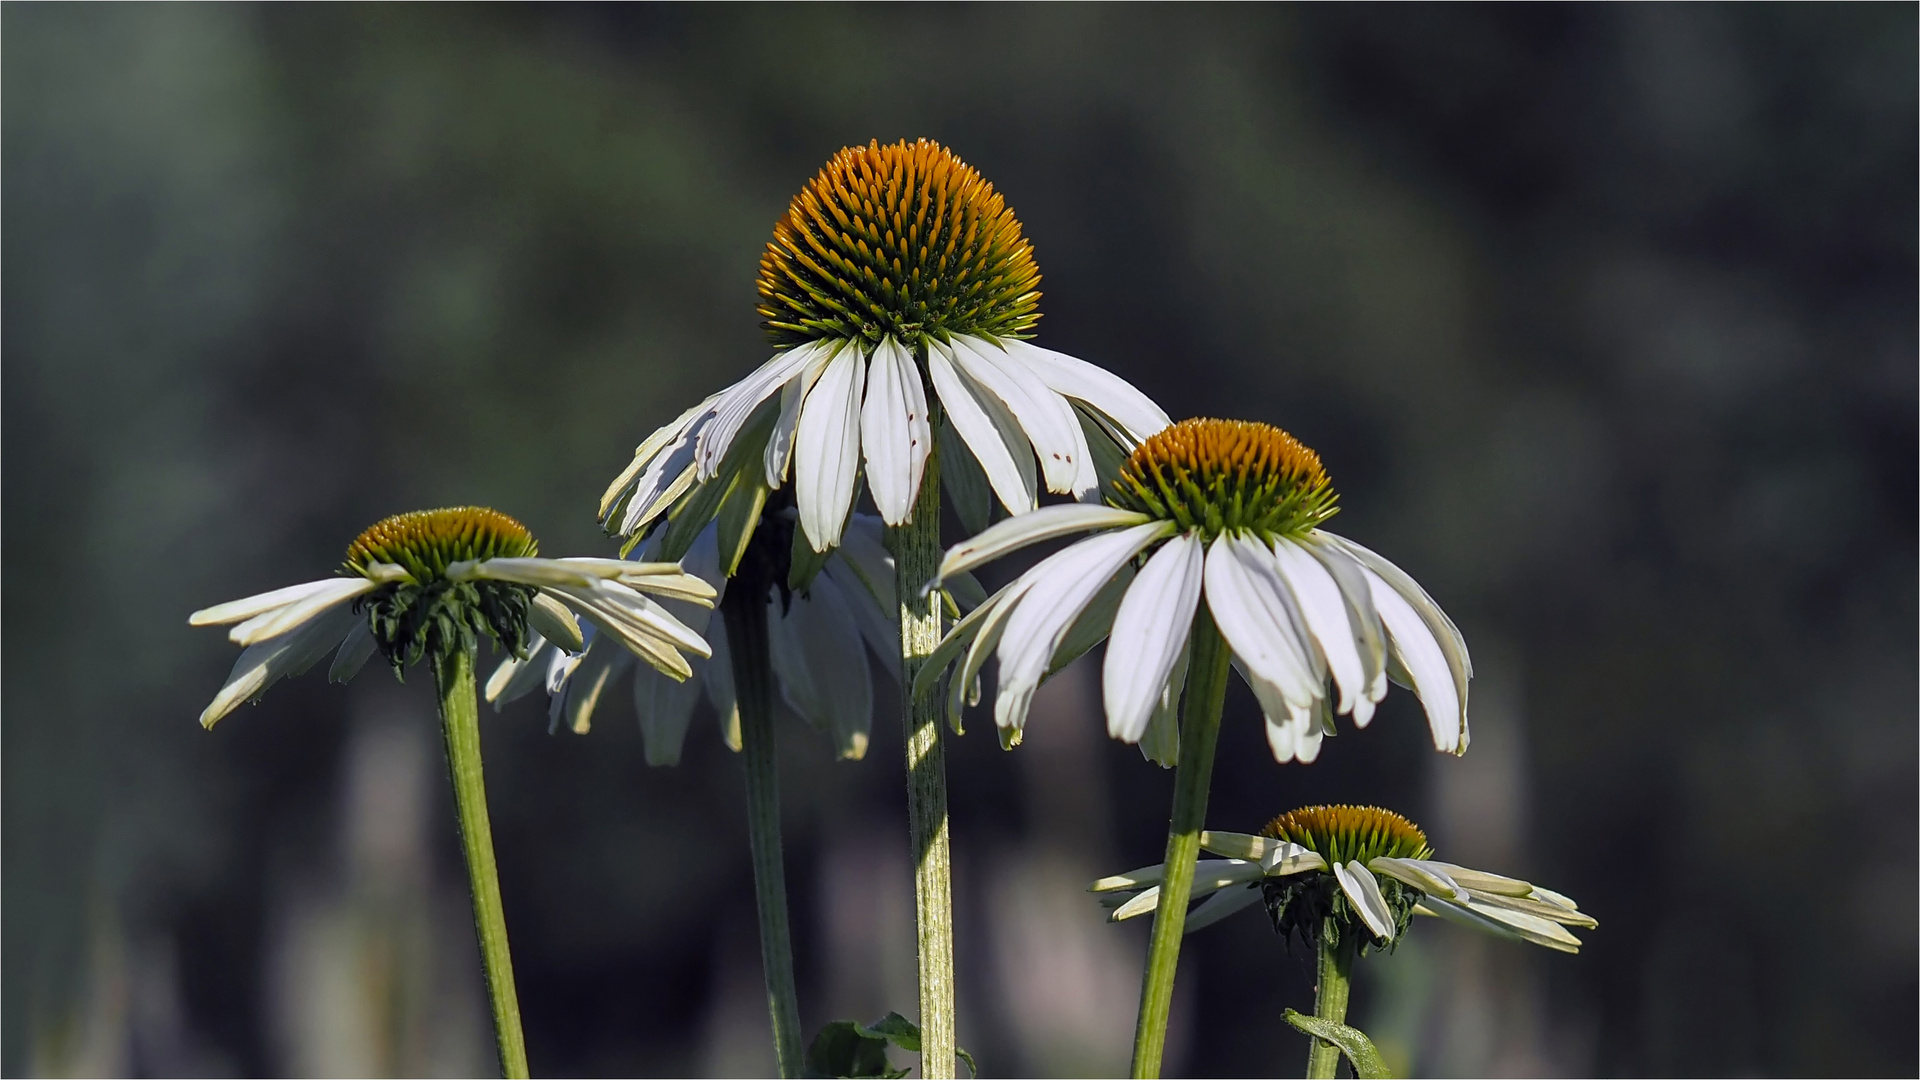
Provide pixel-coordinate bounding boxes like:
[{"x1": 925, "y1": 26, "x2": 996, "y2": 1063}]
[
  {"x1": 1130, "y1": 609, "x2": 1232, "y2": 1078},
  {"x1": 722, "y1": 580, "x2": 806, "y2": 1077},
  {"x1": 890, "y1": 446, "x2": 958, "y2": 1079},
  {"x1": 1305, "y1": 932, "x2": 1357, "y2": 1079},
  {"x1": 434, "y1": 648, "x2": 529, "y2": 1079}
]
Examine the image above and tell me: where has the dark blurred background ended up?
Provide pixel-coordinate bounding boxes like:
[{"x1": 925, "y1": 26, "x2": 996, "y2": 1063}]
[{"x1": 5, "y1": 4, "x2": 1914, "y2": 1077}]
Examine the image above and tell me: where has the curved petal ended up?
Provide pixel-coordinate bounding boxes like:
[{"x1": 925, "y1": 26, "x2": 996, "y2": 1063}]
[
  {"x1": 769, "y1": 574, "x2": 872, "y2": 760},
  {"x1": 328, "y1": 619, "x2": 378, "y2": 683},
  {"x1": 702, "y1": 614, "x2": 741, "y2": 751},
  {"x1": 860, "y1": 336, "x2": 933, "y2": 525},
  {"x1": 994, "y1": 523, "x2": 1167, "y2": 734},
  {"x1": 1334, "y1": 861, "x2": 1397, "y2": 942},
  {"x1": 938, "y1": 503, "x2": 1153, "y2": 583},
  {"x1": 633, "y1": 651, "x2": 706, "y2": 766},
  {"x1": 226, "y1": 578, "x2": 379, "y2": 646},
  {"x1": 191, "y1": 578, "x2": 351, "y2": 627},
  {"x1": 1361, "y1": 566, "x2": 1464, "y2": 753},
  {"x1": 199, "y1": 604, "x2": 359, "y2": 728},
  {"x1": 601, "y1": 394, "x2": 717, "y2": 520},
  {"x1": 926, "y1": 338, "x2": 1035, "y2": 515},
  {"x1": 615, "y1": 406, "x2": 717, "y2": 536},
  {"x1": 1103, "y1": 532, "x2": 1204, "y2": 743},
  {"x1": 485, "y1": 637, "x2": 558, "y2": 708},
  {"x1": 1320, "y1": 532, "x2": 1471, "y2": 723},
  {"x1": 822, "y1": 558, "x2": 900, "y2": 684},
  {"x1": 1137, "y1": 635, "x2": 1187, "y2": 767},
  {"x1": 1271, "y1": 537, "x2": 1366, "y2": 716},
  {"x1": 952, "y1": 335, "x2": 1091, "y2": 498},
  {"x1": 454, "y1": 558, "x2": 600, "y2": 590},
  {"x1": 528, "y1": 592, "x2": 584, "y2": 653},
  {"x1": 1203, "y1": 536, "x2": 1319, "y2": 709},
  {"x1": 997, "y1": 339, "x2": 1171, "y2": 446},
  {"x1": 559, "y1": 637, "x2": 633, "y2": 735},
  {"x1": 1368, "y1": 856, "x2": 1466, "y2": 902},
  {"x1": 793, "y1": 341, "x2": 867, "y2": 551},
  {"x1": 1298, "y1": 535, "x2": 1389, "y2": 720},
  {"x1": 1183, "y1": 883, "x2": 1264, "y2": 935},
  {"x1": 697, "y1": 342, "x2": 831, "y2": 480},
  {"x1": 764, "y1": 345, "x2": 836, "y2": 487}
]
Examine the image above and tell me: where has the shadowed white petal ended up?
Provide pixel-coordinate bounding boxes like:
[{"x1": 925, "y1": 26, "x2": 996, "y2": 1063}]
[
  {"x1": 548, "y1": 581, "x2": 710, "y2": 680},
  {"x1": 938, "y1": 503, "x2": 1153, "y2": 583},
  {"x1": 769, "y1": 575, "x2": 872, "y2": 760},
  {"x1": 1111, "y1": 885, "x2": 1162, "y2": 922},
  {"x1": 702, "y1": 615, "x2": 741, "y2": 751},
  {"x1": 1360, "y1": 565, "x2": 1463, "y2": 753},
  {"x1": 559, "y1": 638, "x2": 633, "y2": 735},
  {"x1": 1271, "y1": 537, "x2": 1366, "y2": 716},
  {"x1": 927, "y1": 339, "x2": 1036, "y2": 515},
  {"x1": 1184, "y1": 884, "x2": 1264, "y2": 935},
  {"x1": 938, "y1": 420, "x2": 995, "y2": 535},
  {"x1": 199, "y1": 604, "x2": 359, "y2": 728},
  {"x1": 1300, "y1": 535, "x2": 1388, "y2": 711},
  {"x1": 993, "y1": 523, "x2": 1167, "y2": 734},
  {"x1": 328, "y1": 619, "x2": 378, "y2": 683},
  {"x1": 1334, "y1": 861, "x2": 1397, "y2": 942},
  {"x1": 793, "y1": 341, "x2": 867, "y2": 551},
  {"x1": 452, "y1": 558, "x2": 600, "y2": 589},
  {"x1": 913, "y1": 579, "x2": 1020, "y2": 702},
  {"x1": 528, "y1": 592, "x2": 584, "y2": 653},
  {"x1": 1322, "y1": 532, "x2": 1471, "y2": 727},
  {"x1": 836, "y1": 514, "x2": 897, "y2": 614},
  {"x1": 765, "y1": 345, "x2": 836, "y2": 487},
  {"x1": 1204, "y1": 536, "x2": 1319, "y2": 709},
  {"x1": 822, "y1": 558, "x2": 900, "y2": 684},
  {"x1": 601, "y1": 394, "x2": 717, "y2": 519},
  {"x1": 860, "y1": 336, "x2": 932, "y2": 524},
  {"x1": 1454, "y1": 897, "x2": 1583, "y2": 953},
  {"x1": 1090, "y1": 864, "x2": 1166, "y2": 892},
  {"x1": 485, "y1": 637, "x2": 557, "y2": 707},
  {"x1": 228, "y1": 578, "x2": 380, "y2": 646},
  {"x1": 632, "y1": 650, "x2": 706, "y2": 766},
  {"x1": 998, "y1": 339, "x2": 1171, "y2": 446},
  {"x1": 697, "y1": 343, "x2": 830, "y2": 480},
  {"x1": 952, "y1": 336, "x2": 1090, "y2": 498},
  {"x1": 1104, "y1": 532, "x2": 1204, "y2": 743},
  {"x1": 1137, "y1": 635, "x2": 1187, "y2": 767},
  {"x1": 615, "y1": 407, "x2": 717, "y2": 536}
]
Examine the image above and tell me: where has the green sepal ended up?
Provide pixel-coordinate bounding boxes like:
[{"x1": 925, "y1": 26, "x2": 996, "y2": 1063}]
[
  {"x1": 1283, "y1": 1009, "x2": 1393, "y2": 1078},
  {"x1": 788, "y1": 513, "x2": 832, "y2": 593},
  {"x1": 715, "y1": 473, "x2": 770, "y2": 577},
  {"x1": 938, "y1": 420, "x2": 992, "y2": 537},
  {"x1": 803, "y1": 1013, "x2": 977, "y2": 1079}
]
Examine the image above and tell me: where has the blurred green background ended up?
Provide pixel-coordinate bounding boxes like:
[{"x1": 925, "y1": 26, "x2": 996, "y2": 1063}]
[{"x1": 5, "y1": 4, "x2": 1914, "y2": 1076}]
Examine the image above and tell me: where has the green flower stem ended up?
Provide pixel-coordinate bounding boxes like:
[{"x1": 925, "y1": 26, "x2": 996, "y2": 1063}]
[
  {"x1": 434, "y1": 648, "x2": 530, "y2": 1079},
  {"x1": 890, "y1": 447, "x2": 958, "y2": 1080},
  {"x1": 722, "y1": 583, "x2": 806, "y2": 1077},
  {"x1": 1129, "y1": 608, "x2": 1232, "y2": 1079},
  {"x1": 1305, "y1": 930, "x2": 1358, "y2": 1079}
]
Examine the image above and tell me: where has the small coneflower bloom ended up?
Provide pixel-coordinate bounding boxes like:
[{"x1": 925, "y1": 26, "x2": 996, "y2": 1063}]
[
  {"x1": 598, "y1": 137, "x2": 1170, "y2": 554},
  {"x1": 1092, "y1": 805, "x2": 1594, "y2": 954},
  {"x1": 488, "y1": 512, "x2": 924, "y2": 764},
  {"x1": 923, "y1": 418, "x2": 1473, "y2": 763},
  {"x1": 190, "y1": 507, "x2": 715, "y2": 727}
]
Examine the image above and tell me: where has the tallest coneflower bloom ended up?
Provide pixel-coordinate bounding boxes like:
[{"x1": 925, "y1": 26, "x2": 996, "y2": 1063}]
[{"x1": 601, "y1": 138, "x2": 1169, "y2": 1079}]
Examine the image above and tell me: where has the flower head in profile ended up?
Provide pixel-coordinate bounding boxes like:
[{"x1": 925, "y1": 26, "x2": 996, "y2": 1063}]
[
  {"x1": 487, "y1": 505, "x2": 933, "y2": 764},
  {"x1": 1092, "y1": 805, "x2": 1594, "y2": 954},
  {"x1": 189, "y1": 507, "x2": 714, "y2": 728},
  {"x1": 921, "y1": 418, "x2": 1472, "y2": 762},
  {"x1": 598, "y1": 137, "x2": 1170, "y2": 554}
]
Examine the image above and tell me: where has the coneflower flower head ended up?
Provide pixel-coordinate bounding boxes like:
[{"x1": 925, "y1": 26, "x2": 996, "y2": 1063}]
[
  {"x1": 600, "y1": 138, "x2": 1169, "y2": 557},
  {"x1": 346, "y1": 507, "x2": 543, "y2": 673},
  {"x1": 1092, "y1": 804, "x2": 1594, "y2": 954},
  {"x1": 1110, "y1": 420, "x2": 1339, "y2": 541}
]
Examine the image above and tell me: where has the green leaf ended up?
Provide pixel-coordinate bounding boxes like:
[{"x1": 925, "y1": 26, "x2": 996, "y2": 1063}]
[
  {"x1": 803, "y1": 1014, "x2": 978, "y2": 1079},
  {"x1": 859, "y1": 1012, "x2": 919, "y2": 1052},
  {"x1": 1283, "y1": 1009, "x2": 1393, "y2": 1079}
]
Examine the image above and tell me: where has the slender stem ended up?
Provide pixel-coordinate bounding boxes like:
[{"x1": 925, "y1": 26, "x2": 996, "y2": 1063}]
[
  {"x1": 1304, "y1": 930, "x2": 1357, "y2": 1079},
  {"x1": 1129, "y1": 608, "x2": 1231, "y2": 1079},
  {"x1": 890, "y1": 447, "x2": 957, "y2": 1079},
  {"x1": 722, "y1": 584, "x2": 806, "y2": 1077},
  {"x1": 434, "y1": 647, "x2": 530, "y2": 1079}
]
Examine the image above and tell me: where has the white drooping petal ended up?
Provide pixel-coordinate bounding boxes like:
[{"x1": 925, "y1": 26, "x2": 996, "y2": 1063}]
[
  {"x1": 546, "y1": 581, "x2": 708, "y2": 681},
  {"x1": 328, "y1": 619, "x2": 378, "y2": 683},
  {"x1": 1183, "y1": 884, "x2": 1264, "y2": 935},
  {"x1": 558, "y1": 636, "x2": 634, "y2": 735},
  {"x1": 1196, "y1": 832, "x2": 1327, "y2": 876},
  {"x1": 601, "y1": 394, "x2": 718, "y2": 520},
  {"x1": 1449, "y1": 897, "x2": 1583, "y2": 953},
  {"x1": 225, "y1": 578, "x2": 381, "y2": 646},
  {"x1": 1334, "y1": 861, "x2": 1398, "y2": 942},
  {"x1": 1368, "y1": 856, "x2": 1467, "y2": 902},
  {"x1": 938, "y1": 503, "x2": 1153, "y2": 583},
  {"x1": 793, "y1": 341, "x2": 868, "y2": 552},
  {"x1": 486, "y1": 637, "x2": 559, "y2": 708},
  {"x1": 452, "y1": 558, "x2": 601, "y2": 589},
  {"x1": 702, "y1": 613, "x2": 741, "y2": 751},
  {"x1": 926, "y1": 338, "x2": 1036, "y2": 515},
  {"x1": 615, "y1": 407, "x2": 717, "y2": 536},
  {"x1": 1103, "y1": 532, "x2": 1204, "y2": 743},
  {"x1": 1360, "y1": 565, "x2": 1463, "y2": 753},
  {"x1": 821, "y1": 559, "x2": 900, "y2": 684},
  {"x1": 1322, "y1": 532, "x2": 1471, "y2": 724},
  {"x1": 993, "y1": 523, "x2": 1167, "y2": 734},
  {"x1": 765, "y1": 345, "x2": 836, "y2": 487},
  {"x1": 192, "y1": 578, "x2": 357, "y2": 627},
  {"x1": 952, "y1": 578, "x2": 1038, "y2": 729},
  {"x1": 768, "y1": 573, "x2": 873, "y2": 760},
  {"x1": 1203, "y1": 536, "x2": 1320, "y2": 710},
  {"x1": 997, "y1": 339, "x2": 1172, "y2": 446},
  {"x1": 1270, "y1": 537, "x2": 1366, "y2": 716},
  {"x1": 553, "y1": 559, "x2": 719, "y2": 607},
  {"x1": 1137, "y1": 635, "x2": 1187, "y2": 767},
  {"x1": 632, "y1": 648, "x2": 706, "y2": 766},
  {"x1": 528, "y1": 592, "x2": 584, "y2": 653},
  {"x1": 200, "y1": 603, "x2": 360, "y2": 728},
  {"x1": 697, "y1": 342, "x2": 830, "y2": 481},
  {"x1": 859, "y1": 336, "x2": 932, "y2": 525},
  {"x1": 1298, "y1": 535, "x2": 1389, "y2": 720},
  {"x1": 834, "y1": 514, "x2": 898, "y2": 616},
  {"x1": 951, "y1": 336, "x2": 1092, "y2": 498}
]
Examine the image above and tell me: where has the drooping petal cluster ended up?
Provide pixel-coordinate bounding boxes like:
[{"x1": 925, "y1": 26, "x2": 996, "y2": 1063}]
[
  {"x1": 599, "y1": 138, "x2": 1169, "y2": 555},
  {"x1": 490, "y1": 517, "x2": 904, "y2": 763},
  {"x1": 921, "y1": 419, "x2": 1471, "y2": 764},
  {"x1": 190, "y1": 508, "x2": 713, "y2": 729},
  {"x1": 1092, "y1": 807, "x2": 1595, "y2": 954}
]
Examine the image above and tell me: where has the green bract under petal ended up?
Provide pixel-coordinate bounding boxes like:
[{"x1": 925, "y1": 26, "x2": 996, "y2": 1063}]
[
  {"x1": 1107, "y1": 418, "x2": 1338, "y2": 541},
  {"x1": 757, "y1": 138, "x2": 1042, "y2": 348}
]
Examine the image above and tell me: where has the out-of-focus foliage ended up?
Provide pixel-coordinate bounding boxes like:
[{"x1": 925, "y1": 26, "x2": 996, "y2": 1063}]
[{"x1": 4, "y1": 5, "x2": 1912, "y2": 1077}]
